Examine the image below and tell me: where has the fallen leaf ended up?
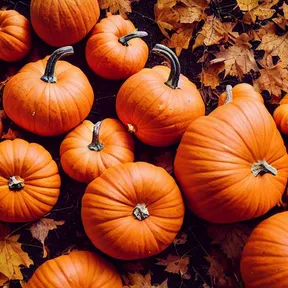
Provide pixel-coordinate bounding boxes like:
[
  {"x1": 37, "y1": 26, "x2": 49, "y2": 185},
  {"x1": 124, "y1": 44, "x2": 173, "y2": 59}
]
[
  {"x1": 98, "y1": 0, "x2": 139, "y2": 18},
  {"x1": 154, "y1": 150, "x2": 175, "y2": 174},
  {"x1": 0, "y1": 67, "x2": 18, "y2": 92},
  {"x1": 236, "y1": 0, "x2": 258, "y2": 11},
  {"x1": 0, "y1": 223, "x2": 33, "y2": 286},
  {"x1": 173, "y1": 232, "x2": 188, "y2": 245},
  {"x1": 282, "y1": 2, "x2": 288, "y2": 19},
  {"x1": 29, "y1": 218, "x2": 65, "y2": 258},
  {"x1": 199, "y1": 62, "x2": 224, "y2": 89},
  {"x1": 156, "y1": 254, "x2": 191, "y2": 279},
  {"x1": 1, "y1": 128, "x2": 22, "y2": 140},
  {"x1": 272, "y1": 14, "x2": 287, "y2": 30}
]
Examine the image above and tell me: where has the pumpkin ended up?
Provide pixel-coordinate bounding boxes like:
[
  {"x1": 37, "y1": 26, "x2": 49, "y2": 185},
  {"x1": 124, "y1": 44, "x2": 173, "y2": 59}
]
[
  {"x1": 174, "y1": 94, "x2": 288, "y2": 223},
  {"x1": 3, "y1": 46, "x2": 94, "y2": 136},
  {"x1": 218, "y1": 83, "x2": 263, "y2": 106},
  {"x1": 0, "y1": 139, "x2": 60, "y2": 222},
  {"x1": 273, "y1": 95, "x2": 288, "y2": 134},
  {"x1": 240, "y1": 211, "x2": 288, "y2": 288},
  {"x1": 86, "y1": 14, "x2": 149, "y2": 80},
  {"x1": 0, "y1": 10, "x2": 31, "y2": 62},
  {"x1": 60, "y1": 118, "x2": 135, "y2": 184},
  {"x1": 115, "y1": 44, "x2": 205, "y2": 147},
  {"x1": 81, "y1": 162, "x2": 184, "y2": 260},
  {"x1": 30, "y1": 0, "x2": 100, "y2": 47},
  {"x1": 27, "y1": 250, "x2": 123, "y2": 287}
]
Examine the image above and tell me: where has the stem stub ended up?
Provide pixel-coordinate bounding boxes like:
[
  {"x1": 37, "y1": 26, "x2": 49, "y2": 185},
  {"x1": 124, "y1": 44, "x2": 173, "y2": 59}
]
[
  {"x1": 251, "y1": 160, "x2": 277, "y2": 176},
  {"x1": 8, "y1": 176, "x2": 25, "y2": 190},
  {"x1": 88, "y1": 121, "x2": 104, "y2": 151},
  {"x1": 133, "y1": 203, "x2": 149, "y2": 221}
]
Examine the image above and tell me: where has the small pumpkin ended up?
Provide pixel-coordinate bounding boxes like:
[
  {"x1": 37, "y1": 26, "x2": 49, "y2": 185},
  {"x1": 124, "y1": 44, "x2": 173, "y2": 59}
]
[
  {"x1": 81, "y1": 162, "x2": 184, "y2": 260},
  {"x1": 273, "y1": 94, "x2": 288, "y2": 134},
  {"x1": 174, "y1": 91, "x2": 288, "y2": 223},
  {"x1": 30, "y1": 0, "x2": 100, "y2": 47},
  {"x1": 60, "y1": 118, "x2": 135, "y2": 184},
  {"x1": 0, "y1": 139, "x2": 60, "y2": 222},
  {"x1": 0, "y1": 10, "x2": 31, "y2": 62},
  {"x1": 218, "y1": 83, "x2": 263, "y2": 106},
  {"x1": 240, "y1": 211, "x2": 288, "y2": 288},
  {"x1": 27, "y1": 250, "x2": 123, "y2": 287},
  {"x1": 86, "y1": 14, "x2": 148, "y2": 80},
  {"x1": 116, "y1": 44, "x2": 205, "y2": 147},
  {"x1": 3, "y1": 46, "x2": 94, "y2": 136}
]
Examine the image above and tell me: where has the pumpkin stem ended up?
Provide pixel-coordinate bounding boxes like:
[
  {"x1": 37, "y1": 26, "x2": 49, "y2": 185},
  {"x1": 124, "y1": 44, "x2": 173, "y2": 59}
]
[
  {"x1": 224, "y1": 85, "x2": 233, "y2": 104},
  {"x1": 151, "y1": 44, "x2": 180, "y2": 89},
  {"x1": 8, "y1": 176, "x2": 24, "y2": 190},
  {"x1": 127, "y1": 123, "x2": 137, "y2": 134},
  {"x1": 41, "y1": 46, "x2": 74, "y2": 83},
  {"x1": 251, "y1": 160, "x2": 277, "y2": 176},
  {"x1": 133, "y1": 203, "x2": 149, "y2": 221},
  {"x1": 118, "y1": 30, "x2": 148, "y2": 46},
  {"x1": 88, "y1": 121, "x2": 104, "y2": 151}
]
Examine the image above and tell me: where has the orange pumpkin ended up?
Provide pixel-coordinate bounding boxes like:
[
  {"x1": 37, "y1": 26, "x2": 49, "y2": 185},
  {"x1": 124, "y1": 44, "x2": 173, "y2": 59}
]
[
  {"x1": 27, "y1": 250, "x2": 123, "y2": 287},
  {"x1": 81, "y1": 162, "x2": 184, "y2": 260},
  {"x1": 86, "y1": 14, "x2": 148, "y2": 80},
  {"x1": 116, "y1": 44, "x2": 205, "y2": 147},
  {"x1": 3, "y1": 46, "x2": 94, "y2": 136},
  {"x1": 60, "y1": 118, "x2": 135, "y2": 184},
  {"x1": 218, "y1": 83, "x2": 263, "y2": 106},
  {"x1": 174, "y1": 97, "x2": 288, "y2": 223},
  {"x1": 241, "y1": 212, "x2": 288, "y2": 288},
  {"x1": 0, "y1": 10, "x2": 31, "y2": 62},
  {"x1": 30, "y1": 0, "x2": 100, "y2": 47},
  {"x1": 273, "y1": 94, "x2": 288, "y2": 134},
  {"x1": 0, "y1": 139, "x2": 60, "y2": 222}
]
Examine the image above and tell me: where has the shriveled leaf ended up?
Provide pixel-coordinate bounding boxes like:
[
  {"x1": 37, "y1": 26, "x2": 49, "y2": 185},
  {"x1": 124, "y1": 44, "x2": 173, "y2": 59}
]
[
  {"x1": 29, "y1": 218, "x2": 65, "y2": 258},
  {"x1": 1, "y1": 128, "x2": 22, "y2": 140},
  {"x1": 98, "y1": 0, "x2": 139, "y2": 18},
  {"x1": 124, "y1": 272, "x2": 168, "y2": 288},
  {"x1": 199, "y1": 62, "x2": 224, "y2": 89},
  {"x1": 237, "y1": 0, "x2": 258, "y2": 11},
  {"x1": 173, "y1": 232, "x2": 188, "y2": 245}
]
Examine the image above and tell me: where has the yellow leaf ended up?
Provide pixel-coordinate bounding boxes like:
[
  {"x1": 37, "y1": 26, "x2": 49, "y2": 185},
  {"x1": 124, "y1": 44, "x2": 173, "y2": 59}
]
[
  {"x1": 282, "y1": 2, "x2": 288, "y2": 19},
  {"x1": 236, "y1": 0, "x2": 258, "y2": 11},
  {"x1": 29, "y1": 218, "x2": 65, "y2": 258},
  {"x1": 200, "y1": 63, "x2": 224, "y2": 89},
  {"x1": 98, "y1": 0, "x2": 139, "y2": 18}
]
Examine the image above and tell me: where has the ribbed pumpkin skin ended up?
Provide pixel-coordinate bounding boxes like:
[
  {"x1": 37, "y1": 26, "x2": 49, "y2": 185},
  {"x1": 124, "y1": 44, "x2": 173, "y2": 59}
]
[
  {"x1": 3, "y1": 57, "x2": 94, "y2": 136},
  {"x1": 218, "y1": 83, "x2": 263, "y2": 106},
  {"x1": 27, "y1": 250, "x2": 123, "y2": 288},
  {"x1": 82, "y1": 162, "x2": 184, "y2": 260},
  {"x1": 86, "y1": 14, "x2": 148, "y2": 80},
  {"x1": 273, "y1": 104, "x2": 288, "y2": 134},
  {"x1": 30, "y1": 0, "x2": 100, "y2": 47},
  {"x1": 0, "y1": 10, "x2": 31, "y2": 62},
  {"x1": 60, "y1": 119, "x2": 135, "y2": 184},
  {"x1": 116, "y1": 66, "x2": 205, "y2": 147},
  {"x1": 174, "y1": 98, "x2": 288, "y2": 223},
  {"x1": 240, "y1": 212, "x2": 288, "y2": 288},
  {"x1": 0, "y1": 139, "x2": 60, "y2": 222}
]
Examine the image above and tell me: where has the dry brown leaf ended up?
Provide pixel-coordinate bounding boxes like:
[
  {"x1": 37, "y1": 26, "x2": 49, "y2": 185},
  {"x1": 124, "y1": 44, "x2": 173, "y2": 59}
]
[
  {"x1": 173, "y1": 232, "x2": 188, "y2": 245},
  {"x1": 98, "y1": 0, "x2": 139, "y2": 18},
  {"x1": 282, "y1": 2, "x2": 288, "y2": 18},
  {"x1": 0, "y1": 223, "x2": 33, "y2": 286},
  {"x1": 29, "y1": 218, "x2": 65, "y2": 258},
  {"x1": 237, "y1": 0, "x2": 258, "y2": 11},
  {"x1": 156, "y1": 255, "x2": 191, "y2": 279},
  {"x1": 272, "y1": 14, "x2": 287, "y2": 30},
  {"x1": 200, "y1": 62, "x2": 224, "y2": 89},
  {"x1": 1, "y1": 128, "x2": 22, "y2": 140},
  {"x1": 154, "y1": 150, "x2": 175, "y2": 174},
  {"x1": 123, "y1": 272, "x2": 168, "y2": 288}
]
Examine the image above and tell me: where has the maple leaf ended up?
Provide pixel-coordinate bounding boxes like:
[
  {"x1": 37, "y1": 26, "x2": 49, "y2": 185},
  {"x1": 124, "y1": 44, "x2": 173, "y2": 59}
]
[
  {"x1": 29, "y1": 218, "x2": 65, "y2": 258},
  {"x1": 282, "y1": 2, "x2": 288, "y2": 19},
  {"x1": 236, "y1": 0, "x2": 258, "y2": 11},
  {"x1": 173, "y1": 232, "x2": 188, "y2": 245},
  {"x1": 199, "y1": 62, "x2": 224, "y2": 89},
  {"x1": 123, "y1": 272, "x2": 168, "y2": 288},
  {"x1": 1, "y1": 128, "x2": 22, "y2": 140},
  {"x1": 98, "y1": 0, "x2": 139, "y2": 18},
  {"x1": 154, "y1": 150, "x2": 175, "y2": 174},
  {"x1": 0, "y1": 223, "x2": 33, "y2": 286}
]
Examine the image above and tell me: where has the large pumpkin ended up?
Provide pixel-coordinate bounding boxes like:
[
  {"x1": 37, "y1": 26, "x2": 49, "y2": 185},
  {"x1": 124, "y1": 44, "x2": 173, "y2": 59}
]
[
  {"x1": 30, "y1": 0, "x2": 100, "y2": 47},
  {"x1": 174, "y1": 96, "x2": 288, "y2": 223},
  {"x1": 86, "y1": 14, "x2": 148, "y2": 80},
  {"x1": 0, "y1": 139, "x2": 60, "y2": 222},
  {"x1": 240, "y1": 212, "x2": 288, "y2": 288},
  {"x1": 27, "y1": 250, "x2": 123, "y2": 287},
  {"x1": 116, "y1": 44, "x2": 205, "y2": 147},
  {"x1": 60, "y1": 118, "x2": 135, "y2": 184},
  {"x1": 0, "y1": 10, "x2": 31, "y2": 62},
  {"x1": 3, "y1": 46, "x2": 94, "y2": 136},
  {"x1": 81, "y1": 162, "x2": 184, "y2": 260}
]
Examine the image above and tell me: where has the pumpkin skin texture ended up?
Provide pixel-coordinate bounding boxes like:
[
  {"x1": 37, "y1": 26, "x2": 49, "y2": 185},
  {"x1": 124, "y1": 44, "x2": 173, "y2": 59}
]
[
  {"x1": 30, "y1": 0, "x2": 100, "y2": 47},
  {"x1": 0, "y1": 10, "x2": 31, "y2": 62},
  {"x1": 60, "y1": 118, "x2": 135, "y2": 184},
  {"x1": 27, "y1": 250, "x2": 123, "y2": 288},
  {"x1": 86, "y1": 14, "x2": 148, "y2": 80},
  {"x1": 116, "y1": 44, "x2": 205, "y2": 147},
  {"x1": 3, "y1": 46, "x2": 94, "y2": 136},
  {"x1": 273, "y1": 95, "x2": 288, "y2": 134},
  {"x1": 174, "y1": 97, "x2": 288, "y2": 223},
  {"x1": 240, "y1": 212, "x2": 288, "y2": 288},
  {"x1": 81, "y1": 162, "x2": 184, "y2": 260},
  {"x1": 218, "y1": 83, "x2": 263, "y2": 106},
  {"x1": 0, "y1": 139, "x2": 60, "y2": 223}
]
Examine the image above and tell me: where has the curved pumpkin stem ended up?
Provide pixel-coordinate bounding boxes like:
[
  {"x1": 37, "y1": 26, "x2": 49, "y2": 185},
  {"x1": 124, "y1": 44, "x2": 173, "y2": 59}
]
[
  {"x1": 8, "y1": 176, "x2": 24, "y2": 190},
  {"x1": 224, "y1": 85, "x2": 233, "y2": 104},
  {"x1": 251, "y1": 160, "x2": 277, "y2": 176},
  {"x1": 41, "y1": 46, "x2": 74, "y2": 83},
  {"x1": 88, "y1": 121, "x2": 104, "y2": 151},
  {"x1": 133, "y1": 203, "x2": 149, "y2": 221},
  {"x1": 151, "y1": 44, "x2": 180, "y2": 89},
  {"x1": 118, "y1": 30, "x2": 148, "y2": 47}
]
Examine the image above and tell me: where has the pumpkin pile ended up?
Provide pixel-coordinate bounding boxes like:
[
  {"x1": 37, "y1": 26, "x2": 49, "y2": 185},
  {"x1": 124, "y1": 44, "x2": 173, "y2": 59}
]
[{"x1": 1, "y1": 1, "x2": 288, "y2": 287}]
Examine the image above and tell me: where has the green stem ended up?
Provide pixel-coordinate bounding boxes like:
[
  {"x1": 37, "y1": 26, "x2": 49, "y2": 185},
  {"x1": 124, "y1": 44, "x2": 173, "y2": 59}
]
[
  {"x1": 88, "y1": 121, "x2": 104, "y2": 151},
  {"x1": 224, "y1": 85, "x2": 233, "y2": 104},
  {"x1": 151, "y1": 44, "x2": 181, "y2": 89},
  {"x1": 251, "y1": 160, "x2": 277, "y2": 176},
  {"x1": 41, "y1": 46, "x2": 74, "y2": 83},
  {"x1": 118, "y1": 30, "x2": 148, "y2": 46}
]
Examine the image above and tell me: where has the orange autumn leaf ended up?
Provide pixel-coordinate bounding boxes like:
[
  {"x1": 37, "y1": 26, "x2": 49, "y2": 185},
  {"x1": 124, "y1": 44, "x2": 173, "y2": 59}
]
[
  {"x1": 1, "y1": 128, "x2": 22, "y2": 140},
  {"x1": 199, "y1": 62, "x2": 224, "y2": 89},
  {"x1": 98, "y1": 0, "x2": 139, "y2": 18},
  {"x1": 236, "y1": 0, "x2": 258, "y2": 11}
]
